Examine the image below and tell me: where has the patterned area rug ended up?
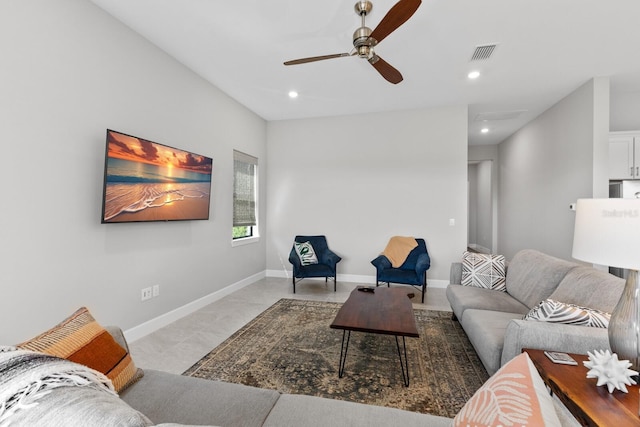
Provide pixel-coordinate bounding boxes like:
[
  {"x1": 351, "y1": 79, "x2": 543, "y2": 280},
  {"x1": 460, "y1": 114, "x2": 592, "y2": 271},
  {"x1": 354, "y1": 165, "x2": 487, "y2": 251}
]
[{"x1": 183, "y1": 298, "x2": 488, "y2": 417}]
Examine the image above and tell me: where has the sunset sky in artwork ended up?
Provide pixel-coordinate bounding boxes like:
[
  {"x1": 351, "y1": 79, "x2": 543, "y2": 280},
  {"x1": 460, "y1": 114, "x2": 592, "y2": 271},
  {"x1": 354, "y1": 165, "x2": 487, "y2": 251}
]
[{"x1": 107, "y1": 130, "x2": 212, "y2": 174}]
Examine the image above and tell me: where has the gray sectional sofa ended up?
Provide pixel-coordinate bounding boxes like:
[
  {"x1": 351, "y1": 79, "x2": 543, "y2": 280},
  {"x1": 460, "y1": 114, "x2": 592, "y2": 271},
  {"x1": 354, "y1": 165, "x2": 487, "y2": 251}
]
[
  {"x1": 109, "y1": 325, "x2": 583, "y2": 426},
  {"x1": 3, "y1": 322, "x2": 582, "y2": 426},
  {"x1": 119, "y1": 368, "x2": 451, "y2": 427},
  {"x1": 447, "y1": 249, "x2": 625, "y2": 375},
  {"x1": 109, "y1": 327, "x2": 452, "y2": 427}
]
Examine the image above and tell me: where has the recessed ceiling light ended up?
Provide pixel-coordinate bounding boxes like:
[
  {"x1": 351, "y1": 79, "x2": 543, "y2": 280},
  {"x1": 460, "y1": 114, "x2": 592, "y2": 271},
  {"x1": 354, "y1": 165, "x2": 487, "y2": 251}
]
[
  {"x1": 481, "y1": 128, "x2": 489, "y2": 133},
  {"x1": 288, "y1": 91, "x2": 298, "y2": 99},
  {"x1": 468, "y1": 71, "x2": 480, "y2": 79}
]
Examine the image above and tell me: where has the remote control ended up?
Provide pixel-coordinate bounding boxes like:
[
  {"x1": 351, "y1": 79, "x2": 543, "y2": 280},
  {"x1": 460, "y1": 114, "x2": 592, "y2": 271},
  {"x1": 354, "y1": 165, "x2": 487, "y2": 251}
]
[{"x1": 357, "y1": 287, "x2": 375, "y2": 293}]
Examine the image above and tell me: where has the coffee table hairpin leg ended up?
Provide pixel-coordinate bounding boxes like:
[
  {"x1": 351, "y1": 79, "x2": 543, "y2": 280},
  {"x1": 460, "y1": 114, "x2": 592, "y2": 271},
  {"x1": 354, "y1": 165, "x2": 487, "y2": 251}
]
[
  {"x1": 395, "y1": 336, "x2": 410, "y2": 387},
  {"x1": 337, "y1": 330, "x2": 411, "y2": 387},
  {"x1": 338, "y1": 330, "x2": 351, "y2": 378}
]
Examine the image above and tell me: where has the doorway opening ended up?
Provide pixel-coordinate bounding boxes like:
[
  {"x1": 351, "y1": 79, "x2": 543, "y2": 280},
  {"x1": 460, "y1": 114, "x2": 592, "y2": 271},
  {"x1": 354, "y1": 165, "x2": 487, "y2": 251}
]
[{"x1": 468, "y1": 160, "x2": 494, "y2": 253}]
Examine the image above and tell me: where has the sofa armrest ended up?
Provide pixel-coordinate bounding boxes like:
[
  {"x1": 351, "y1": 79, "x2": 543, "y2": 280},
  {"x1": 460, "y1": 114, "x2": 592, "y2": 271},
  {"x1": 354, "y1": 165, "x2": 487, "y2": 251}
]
[
  {"x1": 450, "y1": 262, "x2": 462, "y2": 285},
  {"x1": 501, "y1": 319, "x2": 610, "y2": 367}
]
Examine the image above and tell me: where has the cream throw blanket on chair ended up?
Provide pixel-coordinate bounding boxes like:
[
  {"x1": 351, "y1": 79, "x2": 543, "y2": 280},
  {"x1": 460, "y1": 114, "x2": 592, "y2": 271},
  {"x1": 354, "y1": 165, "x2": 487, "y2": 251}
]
[{"x1": 382, "y1": 236, "x2": 418, "y2": 268}]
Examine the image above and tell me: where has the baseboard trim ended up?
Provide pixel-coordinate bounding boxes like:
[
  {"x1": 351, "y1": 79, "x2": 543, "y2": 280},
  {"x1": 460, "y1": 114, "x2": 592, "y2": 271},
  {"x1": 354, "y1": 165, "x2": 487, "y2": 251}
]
[
  {"x1": 468, "y1": 244, "x2": 491, "y2": 254},
  {"x1": 426, "y1": 279, "x2": 448, "y2": 289},
  {"x1": 265, "y1": 270, "x2": 448, "y2": 289},
  {"x1": 124, "y1": 271, "x2": 265, "y2": 342},
  {"x1": 125, "y1": 270, "x2": 449, "y2": 341}
]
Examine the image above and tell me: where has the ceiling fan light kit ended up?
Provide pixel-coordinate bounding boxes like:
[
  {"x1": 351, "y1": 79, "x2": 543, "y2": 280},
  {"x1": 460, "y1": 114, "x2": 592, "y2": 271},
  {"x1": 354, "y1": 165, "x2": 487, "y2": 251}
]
[{"x1": 284, "y1": 0, "x2": 421, "y2": 84}]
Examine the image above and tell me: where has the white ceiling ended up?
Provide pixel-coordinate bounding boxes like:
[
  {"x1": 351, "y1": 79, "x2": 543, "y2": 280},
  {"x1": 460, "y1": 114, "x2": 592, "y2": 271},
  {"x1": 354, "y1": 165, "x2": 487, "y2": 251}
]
[{"x1": 90, "y1": 0, "x2": 640, "y2": 145}]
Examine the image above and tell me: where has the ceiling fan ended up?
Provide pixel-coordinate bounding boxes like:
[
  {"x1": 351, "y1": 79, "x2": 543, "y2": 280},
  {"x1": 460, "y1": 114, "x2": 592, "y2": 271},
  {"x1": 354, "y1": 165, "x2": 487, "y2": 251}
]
[{"x1": 284, "y1": 0, "x2": 421, "y2": 84}]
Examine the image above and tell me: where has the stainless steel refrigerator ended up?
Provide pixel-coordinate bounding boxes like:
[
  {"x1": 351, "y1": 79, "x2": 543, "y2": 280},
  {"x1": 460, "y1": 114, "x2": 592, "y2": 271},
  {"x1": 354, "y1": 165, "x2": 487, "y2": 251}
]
[
  {"x1": 608, "y1": 180, "x2": 640, "y2": 278},
  {"x1": 609, "y1": 180, "x2": 640, "y2": 199}
]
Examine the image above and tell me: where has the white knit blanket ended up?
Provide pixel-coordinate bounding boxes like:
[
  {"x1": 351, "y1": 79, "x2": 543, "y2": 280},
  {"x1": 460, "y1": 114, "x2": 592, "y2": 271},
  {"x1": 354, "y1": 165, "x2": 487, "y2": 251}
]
[{"x1": 0, "y1": 346, "x2": 115, "y2": 426}]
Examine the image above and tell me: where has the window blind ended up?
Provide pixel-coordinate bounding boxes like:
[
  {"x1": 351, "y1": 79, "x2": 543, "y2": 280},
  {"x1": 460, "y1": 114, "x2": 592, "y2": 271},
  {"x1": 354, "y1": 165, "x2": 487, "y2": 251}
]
[{"x1": 233, "y1": 150, "x2": 258, "y2": 227}]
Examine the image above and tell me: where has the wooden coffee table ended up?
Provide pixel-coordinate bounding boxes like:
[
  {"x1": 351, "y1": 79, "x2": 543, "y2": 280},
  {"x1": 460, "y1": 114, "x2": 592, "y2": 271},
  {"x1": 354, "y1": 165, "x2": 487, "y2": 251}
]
[
  {"x1": 524, "y1": 349, "x2": 640, "y2": 426},
  {"x1": 330, "y1": 286, "x2": 419, "y2": 386}
]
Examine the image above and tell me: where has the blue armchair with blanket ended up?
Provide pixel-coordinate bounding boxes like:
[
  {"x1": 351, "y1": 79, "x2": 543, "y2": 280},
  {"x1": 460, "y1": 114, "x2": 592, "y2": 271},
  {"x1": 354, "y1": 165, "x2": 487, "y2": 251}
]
[{"x1": 371, "y1": 237, "x2": 431, "y2": 303}]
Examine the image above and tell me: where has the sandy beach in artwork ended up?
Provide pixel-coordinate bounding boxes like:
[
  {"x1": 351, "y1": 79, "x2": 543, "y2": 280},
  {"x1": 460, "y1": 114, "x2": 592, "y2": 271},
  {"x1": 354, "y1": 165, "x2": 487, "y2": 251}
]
[{"x1": 107, "y1": 196, "x2": 210, "y2": 222}]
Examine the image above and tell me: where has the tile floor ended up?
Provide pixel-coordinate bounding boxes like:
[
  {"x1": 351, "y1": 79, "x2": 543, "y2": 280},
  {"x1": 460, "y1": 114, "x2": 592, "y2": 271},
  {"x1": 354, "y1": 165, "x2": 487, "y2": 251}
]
[{"x1": 129, "y1": 277, "x2": 452, "y2": 375}]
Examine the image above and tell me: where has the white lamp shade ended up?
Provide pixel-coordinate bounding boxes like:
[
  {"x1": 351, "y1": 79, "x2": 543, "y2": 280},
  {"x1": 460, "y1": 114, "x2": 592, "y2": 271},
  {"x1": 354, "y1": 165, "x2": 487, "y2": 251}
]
[{"x1": 572, "y1": 198, "x2": 640, "y2": 270}]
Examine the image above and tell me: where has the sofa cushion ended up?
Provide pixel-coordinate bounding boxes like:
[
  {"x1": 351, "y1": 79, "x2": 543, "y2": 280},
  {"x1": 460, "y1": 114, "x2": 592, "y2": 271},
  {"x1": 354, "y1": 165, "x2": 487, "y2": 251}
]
[
  {"x1": 461, "y1": 251, "x2": 506, "y2": 291},
  {"x1": 505, "y1": 250, "x2": 577, "y2": 309},
  {"x1": 17, "y1": 307, "x2": 143, "y2": 393},
  {"x1": 460, "y1": 309, "x2": 524, "y2": 375},
  {"x1": 446, "y1": 284, "x2": 529, "y2": 321},
  {"x1": 548, "y1": 266, "x2": 625, "y2": 313},
  {"x1": 524, "y1": 299, "x2": 610, "y2": 328},
  {"x1": 454, "y1": 352, "x2": 561, "y2": 426},
  {"x1": 120, "y1": 369, "x2": 280, "y2": 427},
  {"x1": 263, "y1": 393, "x2": 452, "y2": 427}
]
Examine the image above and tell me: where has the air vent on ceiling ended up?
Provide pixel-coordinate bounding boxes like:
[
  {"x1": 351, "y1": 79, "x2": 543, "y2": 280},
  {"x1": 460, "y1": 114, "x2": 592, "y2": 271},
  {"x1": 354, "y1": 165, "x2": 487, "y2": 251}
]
[
  {"x1": 474, "y1": 110, "x2": 527, "y2": 121},
  {"x1": 470, "y1": 44, "x2": 498, "y2": 61}
]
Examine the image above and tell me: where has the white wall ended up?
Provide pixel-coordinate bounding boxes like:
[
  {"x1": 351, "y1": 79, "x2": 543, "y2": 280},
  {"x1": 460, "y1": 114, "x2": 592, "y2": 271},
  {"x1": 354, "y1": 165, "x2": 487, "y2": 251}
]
[
  {"x1": 498, "y1": 78, "x2": 610, "y2": 260},
  {"x1": 611, "y1": 91, "x2": 640, "y2": 131},
  {"x1": 266, "y1": 107, "x2": 468, "y2": 285},
  {"x1": 0, "y1": 0, "x2": 267, "y2": 343}
]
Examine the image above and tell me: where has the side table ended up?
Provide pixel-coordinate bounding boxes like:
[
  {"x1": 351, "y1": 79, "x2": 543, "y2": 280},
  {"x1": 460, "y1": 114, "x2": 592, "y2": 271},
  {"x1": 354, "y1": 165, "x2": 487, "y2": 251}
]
[{"x1": 524, "y1": 349, "x2": 640, "y2": 426}]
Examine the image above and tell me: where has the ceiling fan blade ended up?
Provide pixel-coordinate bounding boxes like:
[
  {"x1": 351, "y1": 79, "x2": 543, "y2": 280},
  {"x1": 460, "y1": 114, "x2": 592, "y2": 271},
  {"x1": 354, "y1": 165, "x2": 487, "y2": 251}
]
[
  {"x1": 369, "y1": 0, "x2": 421, "y2": 45},
  {"x1": 284, "y1": 53, "x2": 352, "y2": 66},
  {"x1": 368, "y1": 55, "x2": 403, "y2": 84}
]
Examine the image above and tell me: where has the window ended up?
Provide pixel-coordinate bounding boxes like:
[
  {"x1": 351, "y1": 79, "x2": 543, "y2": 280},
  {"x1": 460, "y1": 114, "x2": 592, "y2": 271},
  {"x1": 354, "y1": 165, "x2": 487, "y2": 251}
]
[{"x1": 233, "y1": 150, "x2": 258, "y2": 241}]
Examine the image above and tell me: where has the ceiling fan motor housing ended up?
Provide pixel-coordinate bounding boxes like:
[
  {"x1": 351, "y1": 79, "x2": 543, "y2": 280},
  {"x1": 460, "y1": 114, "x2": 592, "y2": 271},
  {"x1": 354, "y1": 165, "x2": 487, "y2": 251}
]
[{"x1": 353, "y1": 26, "x2": 372, "y2": 48}]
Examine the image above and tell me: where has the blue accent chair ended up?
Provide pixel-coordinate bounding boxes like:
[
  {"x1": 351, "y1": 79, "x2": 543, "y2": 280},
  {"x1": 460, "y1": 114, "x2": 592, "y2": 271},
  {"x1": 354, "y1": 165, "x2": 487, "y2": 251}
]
[
  {"x1": 371, "y1": 238, "x2": 431, "y2": 303},
  {"x1": 288, "y1": 235, "x2": 342, "y2": 294}
]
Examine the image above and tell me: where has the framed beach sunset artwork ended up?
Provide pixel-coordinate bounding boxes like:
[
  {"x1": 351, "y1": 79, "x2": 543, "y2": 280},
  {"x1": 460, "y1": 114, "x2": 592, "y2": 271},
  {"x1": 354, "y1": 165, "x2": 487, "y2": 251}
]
[{"x1": 101, "y1": 130, "x2": 213, "y2": 223}]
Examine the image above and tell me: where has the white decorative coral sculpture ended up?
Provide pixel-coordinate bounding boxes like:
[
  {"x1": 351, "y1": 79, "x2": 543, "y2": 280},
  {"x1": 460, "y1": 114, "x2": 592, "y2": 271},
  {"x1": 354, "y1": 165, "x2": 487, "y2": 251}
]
[{"x1": 583, "y1": 349, "x2": 639, "y2": 393}]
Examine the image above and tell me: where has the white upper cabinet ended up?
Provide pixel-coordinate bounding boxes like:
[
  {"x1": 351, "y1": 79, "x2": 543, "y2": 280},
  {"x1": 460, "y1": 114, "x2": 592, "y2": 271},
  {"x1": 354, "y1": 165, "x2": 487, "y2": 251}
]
[{"x1": 609, "y1": 132, "x2": 640, "y2": 180}]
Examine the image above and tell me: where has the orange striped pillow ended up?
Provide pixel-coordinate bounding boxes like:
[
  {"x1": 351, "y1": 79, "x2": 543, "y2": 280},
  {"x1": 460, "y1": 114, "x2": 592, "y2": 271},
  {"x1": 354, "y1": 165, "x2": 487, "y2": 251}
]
[{"x1": 17, "y1": 307, "x2": 143, "y2": 393}]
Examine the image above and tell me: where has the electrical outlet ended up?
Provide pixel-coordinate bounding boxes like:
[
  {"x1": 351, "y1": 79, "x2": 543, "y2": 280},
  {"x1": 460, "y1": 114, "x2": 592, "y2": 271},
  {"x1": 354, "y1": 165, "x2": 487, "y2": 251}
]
[
  {"x1": 152, "y1": 284, "x2": 160, "y2": 297},
  {"x1": 141, "y1": 287, "x2": 153, "y2": 301}
]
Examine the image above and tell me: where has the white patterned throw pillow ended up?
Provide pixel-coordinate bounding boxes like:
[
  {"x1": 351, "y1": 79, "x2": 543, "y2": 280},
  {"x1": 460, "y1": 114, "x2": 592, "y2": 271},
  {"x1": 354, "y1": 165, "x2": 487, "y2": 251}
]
[
  {"x1": 294, "y1": 241, "x2": 318, "y2": 266},
  {"x1": 461, "y1": 251, "x2": 506, "y2": 291},
  {"x1": 524, "y1": 299, "x2": 611, "y2": 328}
]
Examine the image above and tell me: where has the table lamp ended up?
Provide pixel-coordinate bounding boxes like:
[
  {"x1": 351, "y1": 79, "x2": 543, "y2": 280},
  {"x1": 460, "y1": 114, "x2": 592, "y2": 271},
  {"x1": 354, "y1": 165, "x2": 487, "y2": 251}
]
[{"x1": 572, "y1": 198, "x2": 640, "y2": 368}]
